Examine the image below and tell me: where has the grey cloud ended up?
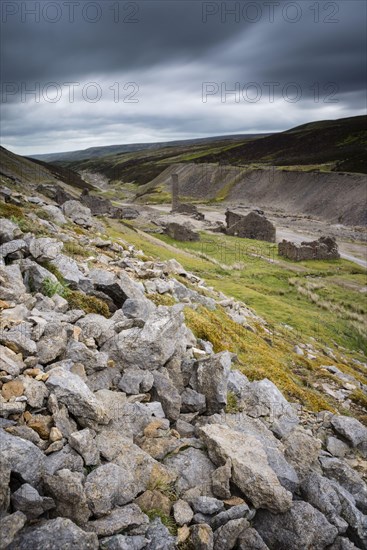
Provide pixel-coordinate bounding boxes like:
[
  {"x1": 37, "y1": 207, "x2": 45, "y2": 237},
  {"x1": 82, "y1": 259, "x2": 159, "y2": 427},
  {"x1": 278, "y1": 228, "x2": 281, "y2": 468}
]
[{"x1": 0, "y1": 0, "x2": 366, "y2": 153}]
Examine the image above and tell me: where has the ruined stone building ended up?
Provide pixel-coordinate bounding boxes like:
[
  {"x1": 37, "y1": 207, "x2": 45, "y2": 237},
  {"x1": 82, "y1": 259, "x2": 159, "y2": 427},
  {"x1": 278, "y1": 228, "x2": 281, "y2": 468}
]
[
  {"x1": 278, "y1": 236, "x2": 340, "y2": 261},
  {"x1": 225, "y1": 210, "x2": 276, "y2": 242},
  {"x1": 165, "y1": 222, "x2": 200, "y2": 242}
]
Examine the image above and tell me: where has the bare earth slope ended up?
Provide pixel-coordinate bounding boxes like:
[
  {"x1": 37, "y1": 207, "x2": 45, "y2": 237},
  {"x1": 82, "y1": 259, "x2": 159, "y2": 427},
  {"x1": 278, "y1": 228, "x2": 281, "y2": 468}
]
[{"x1": 137, "y1": 163, "x2": 367, "y2": 226}]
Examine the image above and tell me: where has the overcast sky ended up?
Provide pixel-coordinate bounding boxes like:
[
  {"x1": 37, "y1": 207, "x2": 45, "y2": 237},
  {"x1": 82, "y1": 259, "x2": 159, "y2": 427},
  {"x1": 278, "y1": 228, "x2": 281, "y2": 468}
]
[{"x1": 1, "y1": 0, "x2": 366, "y2": 155}]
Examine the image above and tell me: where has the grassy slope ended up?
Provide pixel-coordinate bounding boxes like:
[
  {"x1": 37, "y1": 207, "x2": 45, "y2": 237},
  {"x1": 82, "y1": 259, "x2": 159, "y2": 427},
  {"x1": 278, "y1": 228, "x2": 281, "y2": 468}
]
[
  {"x1": 57, "y1": 117, "x2": 367, "y2": 191},
  {"x1": 194, "y1": 116, "x2": 367, "y2": 173},
  {"x1": 104, "y1": 218, "x2": 367, "y2": 420}
]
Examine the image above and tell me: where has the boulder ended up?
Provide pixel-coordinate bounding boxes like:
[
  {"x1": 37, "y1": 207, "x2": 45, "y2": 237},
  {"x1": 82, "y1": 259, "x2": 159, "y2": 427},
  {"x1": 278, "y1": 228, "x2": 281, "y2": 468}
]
[
  {"x1": 213, "y1": 518, "x2": 249, "y2": 550},
  {"x1": 254, "y1": 501, "x2": 339, "y2": 550},
  {"x1": 62, "y1": 200, "x2": 94, "y2": 228},
  {"x1": 210, "y1": 503, "x2": 254, "y2": 531},
  {"x1": 189, "y1": 524, "x2": 214, "y2": 550},
  {"x1": 331, "y1": 415, "x2": 367, "y2": 456},
  {"x1": 238, "y1": 378, "x2": 299, "y2": 437},
  {"x1": 173, "y1": 499, "x2": 194, "y2": 526},
  {"x1": 43, "y1": 444, "x2": 84, "y2": 476},
  {"x1": 0, "y1": 511, "x2": 27, "y2": 550},
  {"x1": 118, "y1": 369, "x2": 154, "y2": 394},
  {"x1": 89, "y1": 269, "x2": 147, "y2": 308},
  {"x1": 283, "y1": 427, "x2": 322, "y2": 482},
  {"x1": 164, "y1": 448, "x2": 216, "y2": 497},
  {"x1": 69, "y1": 428, "x2": 100, "y2": 466},
  {"x1": 301, "y1": 473, "x2": 367, "y2": 546},
  {"x1": 189, "y1": 496, "x2": 224, "y2": 515},
  {"x1": 0, "y1": 327, "x2": 37, "y2": 358},
  {"x1": 11, "y1": 484, "x2": 55, "y2": 519},
  {"x1": 28, "y1": 237, "x2": 63, "y2": 262},
  {"x1": 195, "y1": 351, "x2": 231, "y2": 415},
  {"x1": 102, "y1": 305, "x2": 186, "y2": 370},
  {"x1": 43, "y1": 469, "x2": 90, "y2": 526},
  {"x1": 145, "y1": 517, "x2": 177, "y2": 549},
  {"x1": 165, "y1": 222, "x2": 200, "y2": 242},
  {"x1": 41, "y1": 205, "x2": 67, "y2": 225},
  {"x1": 0, "y1": 218, "x2": 22, "y2": 244},
  {"x1": 198, "y1": 424, "x2": 292, "y2": 513},
  {"x1": 85, "y1": 505, "x2": 148, "y2": 537},
  {"x1": 36, "y1": 322, "x2": 68, "y2": 364},
  {"x1": 0, "y1": 429, "x2": 45, "y2": 486},
  {"x1": 46, "y1": 367, "x2": 109, "y2": 424},
  {"x1": 237, "y1": 528, "x2": 270, "y2": 550},
  {"x1": 19, "y1": 375, "x2": 49, "y2": 408},
  {"x1": 7, "y1": 517, "x2": 98, "y2": 549},
  {"x1": 319, "y1": 457, "x2": 367, "y2": 514},
  {"x1": 85, "y1": 463, "x2": 137, "y2": 517},
  {"x1": 0, "y1": 265, "x2": 27, "y2": 302},
  {"x1": 152, "y1": 370, "x2": 181, "y2": 421},
  {"x1": 51, "y1": 254, "x2": 92, "y2": 291},
  {"x1": 21, "y1": 259, "x2": 59, "y2": 293}
]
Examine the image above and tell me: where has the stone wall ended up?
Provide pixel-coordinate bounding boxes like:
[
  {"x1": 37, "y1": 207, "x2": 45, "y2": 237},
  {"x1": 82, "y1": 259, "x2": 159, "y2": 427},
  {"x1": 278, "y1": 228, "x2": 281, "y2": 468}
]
[
  {"x1": 278, "y1": 236, "x2": 340, "y2": 261},
  {"x1": 174, "y1": 203, "x2": 205, "y2": 221},
  {"x1": 165, "y1": 222, "x2": 200, "y2": 242},
  {"x1": 225, "y1": 210, "x2": 276, "y2": 242}
]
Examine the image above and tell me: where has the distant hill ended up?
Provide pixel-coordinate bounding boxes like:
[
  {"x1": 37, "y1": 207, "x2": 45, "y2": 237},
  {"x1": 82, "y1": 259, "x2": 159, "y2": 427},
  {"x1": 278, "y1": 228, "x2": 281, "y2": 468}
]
[
  {"x1": 52, "y1": 135, "x2": 267, "y2": 186},
  {"x1": 30, "y1": 134, "x2": 267, "y2": 163},
  {"x1": 195, "y1": 116, "x2": 367, "y2": 173},
  {"x1": 0, "y1": 146, "x2": 92, "y2": 192},
  {"x1": 44, "y1": 117, "x2": 367, "y2": 191}
]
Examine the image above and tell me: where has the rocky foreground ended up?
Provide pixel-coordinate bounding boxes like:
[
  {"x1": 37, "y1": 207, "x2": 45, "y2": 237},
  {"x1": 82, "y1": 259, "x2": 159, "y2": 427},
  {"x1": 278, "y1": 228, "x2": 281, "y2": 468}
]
[{"x1": 0, "y1": 195, "x2": 366, "y2": 550}]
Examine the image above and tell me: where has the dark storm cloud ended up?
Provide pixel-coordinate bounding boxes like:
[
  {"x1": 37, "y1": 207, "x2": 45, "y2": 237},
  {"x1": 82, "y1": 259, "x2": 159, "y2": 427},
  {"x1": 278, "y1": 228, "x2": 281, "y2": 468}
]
[{"x1": 1, "y1": 0, "x2": 366, "y2": 154}]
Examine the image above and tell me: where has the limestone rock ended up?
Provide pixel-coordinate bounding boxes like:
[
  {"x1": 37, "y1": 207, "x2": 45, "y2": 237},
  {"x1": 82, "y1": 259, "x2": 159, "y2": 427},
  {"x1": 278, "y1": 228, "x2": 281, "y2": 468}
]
[
  {"x1": 43, "y1": 469, "x2": 90, "y2": 525},
  {"x1": 195, "y1": 351, "x2": 231, "y2": 415},
  {"x1": 118, "y1": 369, "x2": 154, "y2": 394},
  {"x1": 152, "y1": 370, "x2": 181, "y2": 421},
  {"x1": 237, "y1": 528, "x2": 270, "y2": 550},
  {"x1": 145, "y1": 517, "x2": 177, "y2": 549},
  {"x1": 0, "y1": 218, "x2": 22, "y2": 244},
  {"x1": 238, "y1": 378, "x2": 299, "y2": 437},
  {"x1": 164, "y1": 448, "x2": 216, "y2": 497},
  {"x1": 189, "y1": 496, "x2": 224, "y2": 515},
  {"x1": 62, "y1": 200, "x2": 94, "y2": 228},
  {"x1": 189, "y1": 523, "x2": 214, "y2": 550},
  {"x1": 0, "y1": 429, "x2": 44, "y2": 486},
  {"x1": 42, "y1": 205, "x2": 67, "y2": 225},
  {"x1": 85, "y1": 505, "x2": 149, "y2": 537},
  {"x1": 199, "y1": 424, "x2": 292, "y2": 513},
  {"x1": 210, "y1": 503, "x2": 254, "y2": 531},
  {"x1": 37, "y1": 322, "x2": 68, "y2": 364},
  {"x1": 214, "y1": 518, "x2": 249, "y2": 550},
  {"x1": 99, "y1": 535, "x2": 148, "y2": 550},
  {"x1": 11, "y1": 483, "x2": 55, "y2": 519},
  {"x1": 0, "y1": 458, "x2": 10, "y2": 513},
  {"x1": 331, "y1": 415, "x2": 367, "y2": 456},
  {"x1": 28, "y1": 237, "x2": 63, "y2": 262},
  {"x1": 173, "y1": 499, "x2": 194, "y2": 526},
  {"x1": 0, "y1": 265, "x2": 27, "y2": 302},
  {"x1": 8, "y1": 517, "x2": 99, "y2": 549},
  {"x1": 102, "y1": 305, "x2": 186, "y2": 370},
  {"x1": 46, "y1": 367, "x2": 109, "y2": 424},
  {"x1": 283, "y1": 426, "x2": 322, "y2": 481},
  {"x1": 0, "y1": 511, "x2": 27, "y2": 550},
  {"x1": 69, "y1": 428, "x2": 99, "y2": 465},
  {"x1": 254, "y1": 501, "x2": 339, "y2": 550}
]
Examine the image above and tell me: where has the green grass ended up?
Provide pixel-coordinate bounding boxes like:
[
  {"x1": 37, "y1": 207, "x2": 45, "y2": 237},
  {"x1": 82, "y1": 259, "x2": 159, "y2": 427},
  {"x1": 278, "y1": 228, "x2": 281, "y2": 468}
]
[{"x1": 102, "y1": 220, "x2": 367, "y2": 418}]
